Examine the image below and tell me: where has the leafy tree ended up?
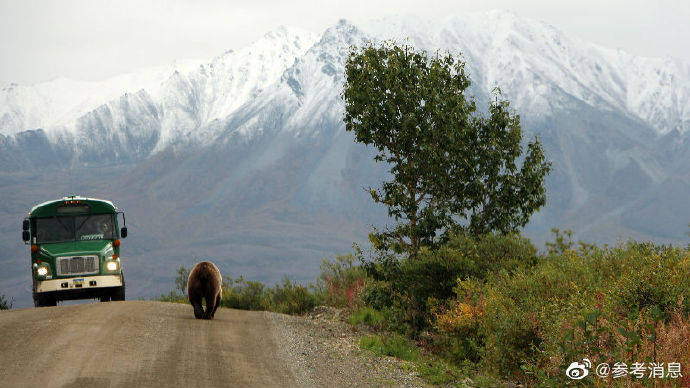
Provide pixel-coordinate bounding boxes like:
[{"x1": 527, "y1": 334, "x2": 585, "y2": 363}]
[
  {"x1": 342, "y1": 42, "x2": 551, "y2": 259},
  {"x1": 175, "y1": 265, "x2": 190, "y2": 296}
]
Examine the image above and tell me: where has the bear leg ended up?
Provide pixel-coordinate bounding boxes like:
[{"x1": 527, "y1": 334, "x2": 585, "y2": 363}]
[
  {"x1": 204, "y1": 293, "x2": 216, "y2": 320},
  {"x1": 208, "y1": 293, "x2": 221, "y2": 319},
  {"x1": 193, "y1": 304, "x2": 204, "y2": 319},
  {"x1": 189, "y1": 293, "x2": 204, "y2": 319}
]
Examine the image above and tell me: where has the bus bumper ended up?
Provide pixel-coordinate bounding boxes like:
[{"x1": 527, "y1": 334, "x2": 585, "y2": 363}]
[{"x1": 35, "y1": 274, "x2": 123, "y2": 293}]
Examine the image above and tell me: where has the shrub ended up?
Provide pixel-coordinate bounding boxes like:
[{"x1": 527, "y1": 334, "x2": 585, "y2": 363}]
[
  {"x1": 159, "y1": 274, "x2": 319, "y2": 315},
  {"x1": 359, "y1": 280, "x2": 395, "y2": 311},
  {"x1": 363, "y1": 232, "x2": 539, "y2": 331},
  {"x1": 315, "y1": 253, "x2": 368, "y2": 308},
  {"x1": 268, "y1": 277, "x2": 319, "y2": 315},
  {"x1": 158, "y1": 255, "x2": 367, "y2": 314},
  {"x1": 643, "y1": 307, "x2": 690, "y2": 379},
  {"x1": 434, "y1": 241, "x2": 690, "y2": 384},
  {"x1": 0, "y1": 294, "x2": 12, "y2": 310},
  {"x1": 220, "y1": 276, "x2": 270, "y2": 310},
  {"x1": 153, "y1": 265, "x2": 191, "y2": 303},
  {"x1": 443, "y1": 232, "x2": 539, "y2": 277}
]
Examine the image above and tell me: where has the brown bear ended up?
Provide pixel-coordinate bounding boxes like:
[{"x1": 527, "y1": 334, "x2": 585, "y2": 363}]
[{"x1": 187, "y1": 261, "x2": 223, "y2": 320}]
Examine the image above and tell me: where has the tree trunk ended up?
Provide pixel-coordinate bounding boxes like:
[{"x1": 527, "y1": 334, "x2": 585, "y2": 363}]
[{"x1": 409, "y1": 215, "x2": 418, "y2": 260}]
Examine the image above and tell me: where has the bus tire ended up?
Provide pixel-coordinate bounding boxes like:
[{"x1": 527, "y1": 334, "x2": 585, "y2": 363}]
[
  {"x1": 33, "y1": 294, "x2": 56, "y2": 307},
  {"x1": 111, "y1": 286, "x2": 125, "y2": 301}
]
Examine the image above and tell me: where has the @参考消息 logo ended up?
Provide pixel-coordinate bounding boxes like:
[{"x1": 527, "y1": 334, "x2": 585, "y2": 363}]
[{"x1": 566, "y1": 359, "x2": 592, "y2": 380}]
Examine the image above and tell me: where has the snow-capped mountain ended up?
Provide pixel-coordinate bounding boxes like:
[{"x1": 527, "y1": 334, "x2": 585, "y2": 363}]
[
  {"x1": 1, "y1": 26, "x2": 318, "y2": 147},
  {"x1": 2, "y1": 11, "x2": 689, "y2": 148},
  {"x1": 2, "y1": 11, "x2": 690, "y2": 306},
  {"x1": 359, "y1": 11, "x2": 690, "y2": 133},
  {"x1": 0, "y1": 61, "x2": 200, "y2": 137},
  {"x1": 2, "y1": 11, "x2": 689, "y2": 145}
]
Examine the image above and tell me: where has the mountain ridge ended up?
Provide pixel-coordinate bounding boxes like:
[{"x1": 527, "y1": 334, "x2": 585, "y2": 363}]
[{"x1": 2, "y1": 11, "x2": 689, "y2": 146}]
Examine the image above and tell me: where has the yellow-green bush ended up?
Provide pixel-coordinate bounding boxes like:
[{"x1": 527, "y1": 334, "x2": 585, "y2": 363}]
[
  {"x1": 362, "y1": 232, "x2": 539, "y2": 331},
  {"x1": 267, "y1": 277, "x2": 319, "y2": 315},
  {"x1": 435, "y1": 242, "x2": 690, "y2": 384},
  {"x1": 220, "y1": 276, "x2": 272, "y2": 311}
]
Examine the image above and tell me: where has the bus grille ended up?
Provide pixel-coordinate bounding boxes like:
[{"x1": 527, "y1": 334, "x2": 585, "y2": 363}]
[{"x1": 56, "y1": 256, "x2": 99, "y2": 276}]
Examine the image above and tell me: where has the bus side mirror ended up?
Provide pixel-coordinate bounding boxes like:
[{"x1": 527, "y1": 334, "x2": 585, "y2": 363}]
[
  {"x1": 22, "y1": 219, "x2": 30, "y2": 242},
  {"x1": 120, "y1": 227, "x2": 128, "y2": 238}
]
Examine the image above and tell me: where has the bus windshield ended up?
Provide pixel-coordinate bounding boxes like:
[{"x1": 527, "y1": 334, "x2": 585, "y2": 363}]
[{"x1": 35, "y1": 214, "x2": 116, "y2": 243}]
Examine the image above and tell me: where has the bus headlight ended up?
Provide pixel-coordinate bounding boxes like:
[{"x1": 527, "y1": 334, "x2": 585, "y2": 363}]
[
  {"x1": 106, "y1": 261, "x2": 118, "y2": 271},
  {"x1": 37, "y1": 266, "x2": 48, "y2": 276}
]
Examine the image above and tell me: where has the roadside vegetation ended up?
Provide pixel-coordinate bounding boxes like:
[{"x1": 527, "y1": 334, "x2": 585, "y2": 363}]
[
  {"x1": 157, "y1": 255, "x2": 357, "y2": 316},
  {"x1": 158, "y1": 42, "x2": 690, "y2": 386},
  {"x1": 158, "y1": 235, "x2": 690, "y2": 385}
]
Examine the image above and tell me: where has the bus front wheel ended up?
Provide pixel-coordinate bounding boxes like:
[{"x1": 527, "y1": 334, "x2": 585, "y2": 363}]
[
  {"x1": 111, "y1": 286, "x2": 125, "y2": 301},
  {"x1": 33, "y1": 294, "x2": 56, "y2": 307}
]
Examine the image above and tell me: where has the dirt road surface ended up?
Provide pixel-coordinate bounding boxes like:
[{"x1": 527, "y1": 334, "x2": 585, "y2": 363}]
[
  {"x1": 0, "y1": 301, "x2": 298, "y2": 387},
  {"x1": 0, "y1": 301, "x2": 427, "y2": 388}
]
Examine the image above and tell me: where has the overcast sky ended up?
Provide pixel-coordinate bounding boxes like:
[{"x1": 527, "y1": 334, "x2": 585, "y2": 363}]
[{"x1": 1, "y1": 0, "x2": 688, "y2": 86}]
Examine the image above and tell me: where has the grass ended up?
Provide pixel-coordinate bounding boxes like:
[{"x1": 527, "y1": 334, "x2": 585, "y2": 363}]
[
  {"x1": 359, "y1": 334, "x2": 419, "y2": 361},
  {"x1": 347, "y1": 307, "x2": 385, "y2": 327},
  {"x1": 416, "y1": 360, "x2": 460, "y2": 385},
  {"x1": 156, "y1": 290, "x2": 186, "y2": 303},
  {"x1": 359, "y1": 334, "x2": 461, "y2": 385}
]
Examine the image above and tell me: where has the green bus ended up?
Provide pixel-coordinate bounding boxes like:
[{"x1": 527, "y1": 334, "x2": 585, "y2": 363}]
[{"x1": 22, "y1": 196, "x2": 128, "y2": 307}]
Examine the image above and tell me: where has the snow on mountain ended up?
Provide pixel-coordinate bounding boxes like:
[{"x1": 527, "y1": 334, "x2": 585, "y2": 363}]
[
  {"x1": 0, "y1": 26, "x2": 319, "y2": 148},
  {"x1": 149, "y1": 26, "x2": 318, "y2": 149},
  {"x1": 176, "y1": 11, "x2": 690, "y2": 143},
  {"x1": 280, "y1": 20, "x2": 368, "y2": 135},
  {"x1": 360, "y1": 11, "x2": 690, "y2": 133},
  {"x1": 0, "y1": 60, "x2": 201, "y2": 137},
  {"x1": 1, "y1": 11, "x2": 689, "y2": 151},
  {"x1": 599, "y1": 49, "x2": 690, "y2": 134}
]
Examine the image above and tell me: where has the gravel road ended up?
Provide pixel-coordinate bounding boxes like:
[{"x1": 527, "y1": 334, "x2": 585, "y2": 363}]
[{"x1": 0, "y1": 301, "x2": 426, "y2": 387}]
